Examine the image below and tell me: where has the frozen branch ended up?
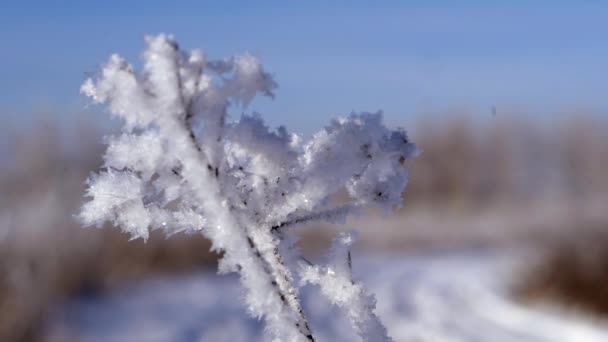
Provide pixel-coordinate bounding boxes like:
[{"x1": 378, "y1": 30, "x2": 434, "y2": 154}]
[
  {"x1": 79, "y1": 34, "x2": 417, "y2": 341},
  {"x1": 300, "y1": 232, "x2": 392, "y2": 341}
]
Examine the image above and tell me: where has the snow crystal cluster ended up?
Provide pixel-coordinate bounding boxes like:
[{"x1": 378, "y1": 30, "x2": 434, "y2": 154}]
[{"x1": 80, "y1": 34, "x2": 417, "y2": 342}]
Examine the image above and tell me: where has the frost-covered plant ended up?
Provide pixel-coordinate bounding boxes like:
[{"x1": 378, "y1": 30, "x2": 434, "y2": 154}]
[{"x1": 79, "y1": 34, "x2": 417, "y2": 341}]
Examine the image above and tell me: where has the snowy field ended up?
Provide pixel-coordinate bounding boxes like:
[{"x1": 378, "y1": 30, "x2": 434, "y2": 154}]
[{"x1": 47, "y1": 250, "x2": 608, "y2": 342}]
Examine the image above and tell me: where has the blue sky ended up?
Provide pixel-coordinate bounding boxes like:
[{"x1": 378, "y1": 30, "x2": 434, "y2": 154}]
[{"x1": 1, "y1": 1, "x2": 607, "y2": 132}]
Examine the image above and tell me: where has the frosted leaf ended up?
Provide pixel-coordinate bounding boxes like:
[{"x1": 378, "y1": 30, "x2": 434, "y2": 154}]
[
  {"x1": 80, "y1": 171, "x2": 151, "y2": 240},
  {"x1": 215, "y1": 53, "x2": 277, "y2": 107},
  {"x1": 81, "y1": 54, "x2": 154, "y2": 130},
  {"x1": 104, "y1": 131, "x2": 165, "y2": 180}
]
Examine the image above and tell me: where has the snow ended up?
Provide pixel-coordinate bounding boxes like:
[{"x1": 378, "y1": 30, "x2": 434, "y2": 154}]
[{"x1": 47, "y1": 251, "x2": 608, "y2": 342}]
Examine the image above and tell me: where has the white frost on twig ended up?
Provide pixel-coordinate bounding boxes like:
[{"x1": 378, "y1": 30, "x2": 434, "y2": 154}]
[
  {"x1": 300, "y1": 232, "x2": 392, "y2": 342},
  {"x1": 79, "y1": 34, "x2": 416, "y2": 341}
]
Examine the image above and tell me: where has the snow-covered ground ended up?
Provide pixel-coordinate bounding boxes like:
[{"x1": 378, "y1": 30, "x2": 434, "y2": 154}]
[{"x1": 47, "y1": 250, "x2": 608, "y2": 342}]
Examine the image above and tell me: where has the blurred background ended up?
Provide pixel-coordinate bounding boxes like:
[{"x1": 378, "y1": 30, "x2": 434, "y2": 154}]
[{"x1": 1, "y1": 1, "x2": 608, "y2": 341}]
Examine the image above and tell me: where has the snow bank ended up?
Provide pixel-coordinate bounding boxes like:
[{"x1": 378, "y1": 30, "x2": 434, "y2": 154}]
[{"x1": 47, "y1": 251, "x2": 608, "y2": 342}]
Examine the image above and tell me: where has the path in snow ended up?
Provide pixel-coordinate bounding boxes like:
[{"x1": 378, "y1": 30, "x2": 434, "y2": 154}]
[{"x1": 47, "y1": 251, "x2": 608, "y2": 342}]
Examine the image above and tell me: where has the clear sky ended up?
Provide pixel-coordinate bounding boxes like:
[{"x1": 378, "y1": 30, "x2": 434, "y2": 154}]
[{"x1": 1, "y1": 1, "x2": 607, "y2": 133}]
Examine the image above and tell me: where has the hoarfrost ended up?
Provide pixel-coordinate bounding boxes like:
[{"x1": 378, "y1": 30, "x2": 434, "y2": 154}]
[{"x1": 79, "y1": 34, "x2": 417, "y2": 341}]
